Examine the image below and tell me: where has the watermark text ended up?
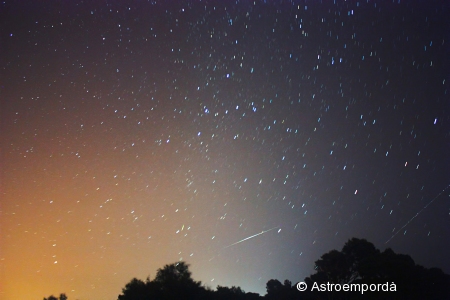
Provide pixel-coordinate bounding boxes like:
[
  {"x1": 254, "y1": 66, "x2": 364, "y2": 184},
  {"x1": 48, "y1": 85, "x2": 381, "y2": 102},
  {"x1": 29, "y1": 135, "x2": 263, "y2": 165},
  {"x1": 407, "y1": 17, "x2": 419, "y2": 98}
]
[{"x1": 296, "y1": 281, "x2": 396, "y2": 294}]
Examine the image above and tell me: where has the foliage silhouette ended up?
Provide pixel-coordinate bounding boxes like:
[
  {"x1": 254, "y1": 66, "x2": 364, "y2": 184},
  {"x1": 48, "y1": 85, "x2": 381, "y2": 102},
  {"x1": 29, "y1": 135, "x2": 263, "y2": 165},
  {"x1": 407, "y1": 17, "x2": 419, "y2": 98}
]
[
  {"x1": 302, "y1": 238, "x2": 450, "y2": 300},
  {"x1": 118, "y1": 262, "x2": 210, "y2": 300},
  {"x1": 265, "y1": 279, "x2": 298, "y2": 300},
  {"x1": 118, "y1": 261, "x2": 263, "y2": 300},
  {"x1": 43, "y1": 294, "x2": 67, "y2": 300},
  {"x1": 215, "y1": 285, "x2": 252, "y2": 300},
  {"x1": 46, "y1": 238, "x2": 450, "y2": 300}
]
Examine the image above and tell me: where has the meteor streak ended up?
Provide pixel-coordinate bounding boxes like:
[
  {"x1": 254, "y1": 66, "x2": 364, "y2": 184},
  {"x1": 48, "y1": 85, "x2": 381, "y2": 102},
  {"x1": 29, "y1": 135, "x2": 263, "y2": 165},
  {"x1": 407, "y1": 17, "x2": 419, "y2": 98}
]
[
  {"x1": 385, "y1": 184, "x2": 450, "y2": 244},
  {"x1": 224, "y1": 227, "x2": 279, "y2": 248}
]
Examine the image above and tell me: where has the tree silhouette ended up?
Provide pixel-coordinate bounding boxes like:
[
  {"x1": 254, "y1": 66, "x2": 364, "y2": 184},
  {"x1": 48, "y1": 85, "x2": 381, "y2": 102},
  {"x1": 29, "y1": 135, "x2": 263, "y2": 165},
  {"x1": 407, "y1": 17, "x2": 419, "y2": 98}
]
[
  {"x1": 264, "y1": 279, "x2": 298, "y2": 300},
  {"x1": 113, "y1": 239, "x2": 450, "y2": 300},
  {"x1": 341, "y1": 237, "x2": 379, "y2": 281},
  {"x1": 154, "y1": 261, "x2": 200, "y2": 286},
  {"x1": 214, "y1": 285, "x2": 246, "y2": 300},
  {"x1": 153, "y1": 262, "x2": 205, "y2": 300},
  {"x1": 43, "y1": 294, "x2": 67, "y2": 300},
  {"x1": 303, "y1": 238, "x2": 450, "y2": 300},
  {"x1": 313, "y1": 249, "x2": 351, "y2": 284},
  {"x1": 118, "y1": 262, "x2": 209, "y2": 300},
  {"x1": 118, "y1": 277, "x2": 150, "y2": 300}
]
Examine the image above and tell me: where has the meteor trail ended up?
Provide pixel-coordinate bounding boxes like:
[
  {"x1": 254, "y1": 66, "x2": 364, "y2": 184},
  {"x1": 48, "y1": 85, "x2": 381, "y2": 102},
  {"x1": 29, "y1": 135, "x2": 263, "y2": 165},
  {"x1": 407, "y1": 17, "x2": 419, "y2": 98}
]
[
  {"x1": 385, "y1": 184, "x2": 450, "y2": 244},
  {"x1": 224, "y1": 227, "x2": 279, "y2": 248}
]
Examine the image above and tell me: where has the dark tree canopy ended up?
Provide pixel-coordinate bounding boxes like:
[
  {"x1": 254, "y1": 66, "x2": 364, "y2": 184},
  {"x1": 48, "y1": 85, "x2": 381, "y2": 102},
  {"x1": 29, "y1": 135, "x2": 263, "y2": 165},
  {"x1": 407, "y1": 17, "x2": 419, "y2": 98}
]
[
  {"x1": 43, "y1": 294, "x2": 67, "y2": 300},
  {"x1": 215, "y1": 285, "x2": 246, "y2": 300},
  {"x1": 46, "y1": 238, "x2": 450, "y2": 300},
  {"x1": 303, "y1": 238, "x2": 450, "y2": 300},
  {"x1": 154, "y1": 261, "x2": 196, "y2": 284},
  {"x1": 117, "y1": 262, "x2": 264, "y2": 300},
  {"x1": 265, "y1": 279, "x2": 298, "y2": 300},
  {"x1": 118, "y1": 262, "x2": 208, "y2": 300}
]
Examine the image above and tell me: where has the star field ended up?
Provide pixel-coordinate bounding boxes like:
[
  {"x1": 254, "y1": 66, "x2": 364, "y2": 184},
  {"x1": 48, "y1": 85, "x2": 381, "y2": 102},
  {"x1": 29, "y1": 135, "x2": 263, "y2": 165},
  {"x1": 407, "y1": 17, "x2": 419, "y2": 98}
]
[{"x1": 1, "y1": 1, "x2": 449, "y2": 299}]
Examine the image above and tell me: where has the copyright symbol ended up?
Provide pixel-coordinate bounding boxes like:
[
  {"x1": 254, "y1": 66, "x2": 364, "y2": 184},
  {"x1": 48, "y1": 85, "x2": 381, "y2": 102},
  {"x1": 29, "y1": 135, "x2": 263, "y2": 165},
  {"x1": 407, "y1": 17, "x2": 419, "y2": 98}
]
[{"x1": 296, "y1": 282, "x2": 307, "y2": 291}]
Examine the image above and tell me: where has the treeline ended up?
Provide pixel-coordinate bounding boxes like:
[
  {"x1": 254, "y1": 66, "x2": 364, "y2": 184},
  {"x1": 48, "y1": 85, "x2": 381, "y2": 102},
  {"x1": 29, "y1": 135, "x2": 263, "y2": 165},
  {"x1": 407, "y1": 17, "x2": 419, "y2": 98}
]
[{"x1": 44, "y1": 238, "x2": 450, "y2": 300}]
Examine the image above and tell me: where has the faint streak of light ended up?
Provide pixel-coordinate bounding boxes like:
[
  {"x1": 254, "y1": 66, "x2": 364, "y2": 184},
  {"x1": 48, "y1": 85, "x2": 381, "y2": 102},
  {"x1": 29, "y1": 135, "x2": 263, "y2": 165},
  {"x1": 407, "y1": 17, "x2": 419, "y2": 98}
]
[
  {"x1": 224, "y1": 227, "x2": 279, "y2": 248},
  {"x1": 385, "y1": 184, "x2": 450, "y2": 244}
]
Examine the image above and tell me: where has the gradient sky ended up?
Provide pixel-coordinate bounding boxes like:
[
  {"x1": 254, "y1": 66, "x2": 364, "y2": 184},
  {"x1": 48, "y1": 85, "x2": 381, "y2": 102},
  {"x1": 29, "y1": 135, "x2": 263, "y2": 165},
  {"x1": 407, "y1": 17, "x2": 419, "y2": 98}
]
[{"x1": 1, "y1": 1, "x2": 449, "y2": 299}]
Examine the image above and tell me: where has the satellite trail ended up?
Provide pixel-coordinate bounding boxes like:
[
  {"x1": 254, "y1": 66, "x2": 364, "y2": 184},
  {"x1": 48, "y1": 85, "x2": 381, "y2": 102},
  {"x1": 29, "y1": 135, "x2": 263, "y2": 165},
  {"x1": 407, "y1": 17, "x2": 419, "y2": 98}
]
[
  {"x1": 385, "y1": 184, "x2": 450, "y2": 244},
  {"x1": 224, "y1": 227, "x2": 279, "y2": 248}
]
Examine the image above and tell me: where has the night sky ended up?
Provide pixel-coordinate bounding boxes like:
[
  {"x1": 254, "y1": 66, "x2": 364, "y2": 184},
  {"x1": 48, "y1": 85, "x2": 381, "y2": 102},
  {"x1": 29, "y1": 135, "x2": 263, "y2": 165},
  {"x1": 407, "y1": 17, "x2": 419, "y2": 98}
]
[{"x1": 1, "y1": 1, "x2": 449, "y2": 299}]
